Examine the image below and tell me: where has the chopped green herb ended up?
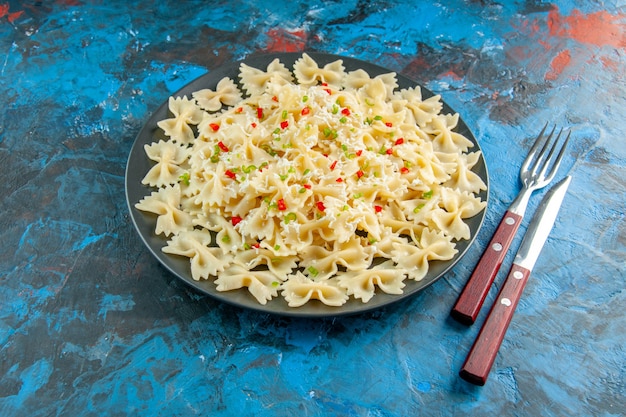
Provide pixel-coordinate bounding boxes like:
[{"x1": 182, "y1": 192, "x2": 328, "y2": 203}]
[
  {"x1": 307, "y1": 266, "x2": 319, "y2": 277},
  {"x1": 284, "y1": 212, "x2": 297, "y2": 224},
  {"x1": 413, "y1": 203, "x2": 426, "y2": 213},
  {"x1": 242, "y1": 164, "x2": 257, "y2": 174},
  {"x1": 178, "y1": 172, "x2": 190, "y2": 186}
]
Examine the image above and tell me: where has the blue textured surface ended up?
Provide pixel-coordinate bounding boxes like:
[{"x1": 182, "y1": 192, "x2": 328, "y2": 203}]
[{"x1": 1, "y1": 1, "x2": 624, "y2": 416}]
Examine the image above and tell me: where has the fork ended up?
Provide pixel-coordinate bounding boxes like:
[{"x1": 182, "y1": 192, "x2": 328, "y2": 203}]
[{"x1": 451, "y1": 124, "x2": 570, "y2": 325}]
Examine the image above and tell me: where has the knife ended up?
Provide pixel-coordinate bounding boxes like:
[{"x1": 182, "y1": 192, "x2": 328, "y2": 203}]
[{"x1": 459, "y1": 175, "x2": 572, "y2": 386}]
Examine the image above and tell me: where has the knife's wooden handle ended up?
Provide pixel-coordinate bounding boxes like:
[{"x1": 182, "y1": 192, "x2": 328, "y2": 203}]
[
  {"x1": 451, "y1": 210, "x2": 523, "y2": 325},
  {"x1": 459, "y1": 263, "x2": 531, "y2": 386}
]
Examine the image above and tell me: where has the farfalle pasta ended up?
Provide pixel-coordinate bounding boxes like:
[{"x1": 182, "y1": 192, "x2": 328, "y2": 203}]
[{"x1": 135, "y1": 53, "x2": 486, "y2": 307}]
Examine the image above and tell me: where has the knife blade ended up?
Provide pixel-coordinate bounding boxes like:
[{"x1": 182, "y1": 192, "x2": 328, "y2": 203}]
[{"x1": 459, "y1": 175, "x2": 572, "y2": 386}]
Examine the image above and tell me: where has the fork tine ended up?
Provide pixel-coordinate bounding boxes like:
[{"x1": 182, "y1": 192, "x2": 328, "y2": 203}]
[
  {"x1": 543, "y1": 130, "x2": 571, "y2": 183},
  {"x1": 527, "y1": 125, "x2": 556, "y2": 177},
  {"x1": 520, "y1": 123, "x2": 549, "y2": 174},
  {"x1": 537, "y1": 127, "x2": 564, "y2": 179}
]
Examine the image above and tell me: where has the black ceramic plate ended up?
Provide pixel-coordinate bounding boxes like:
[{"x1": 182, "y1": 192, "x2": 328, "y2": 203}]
[{"x1": 125, "y1": 52, "x2": 489, "y2": 318}]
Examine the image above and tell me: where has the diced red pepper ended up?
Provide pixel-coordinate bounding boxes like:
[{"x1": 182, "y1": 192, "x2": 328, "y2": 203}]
[
  {"x1": 330, "y1": 160, "x2": 338, "y2": 171},
  {"x1": 341, "y1": 108, "x2": 351, "y2": 116},
  {"x1": 385, "y1": 122, "x2": 393, "y2": 127},
  {"x1": 257, "y1": 107, "x2": 264, "y2": 119},
  {"x1": 235, "y1": 107, "x2": 243, "y2": 113},
  {"x1": 251, "y1": 122, "x2": 257, "y2": 128},
  {"x1": 336, "y1": 178, "x2": 343, "y2": 183},
  {"x1": 217, "y1": 141, "x2": 229, "y2": 152},
  {"x1": 277, "y1": 198, "x2": 287, "y2": 211},
  {"x1": 356, "y1": 170, "x2": 364, "y2": 179},
  {"x1": 209, "y1": 123, "x2": 220, "y2": 132},
  {"x1": 324, "y1": 88, "x2": 332, "y2": 95},
  {"x1": 301, "y1": 106, "x2": 311, "y2": 116},
  {"x1": 280, "y1": 121, "x2": 289, "y2": 129},
  {"x1": 316, "y1": 201, "x2": 326, "y2": 212},
  {"x1": 252, "y1": 242, "x2": 260, "y2": 249},
  {"x1": 231, "y1": 216, "x2": 242, "y2": 226},
  {"x1": 225, "y1": 170, "x2": 236, "y2": 180},
  {"x1": 356, "y1": 150, "x2": 363, "y2": 157},
  {"x1": 400, "y1": 166, "x2": 410, "y2": 174},
  {"x1": 374, "y1": 205, "x2": 383, "y2": 213},
  {"x1": 272, "y1": 96, "x2": 279, "y2": 102},
  {"x1": 303, "y1": 184, "x2": 312, "y2": 189},
  {"x1": 386, "y1": 148, "x2": 393, "y2": 155},
  {"x1": 395, "y1": 138, "x2": 404, "y2": 146}
]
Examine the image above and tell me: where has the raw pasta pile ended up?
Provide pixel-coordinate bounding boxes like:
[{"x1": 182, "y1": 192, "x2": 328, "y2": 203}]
[{"x1": 135, "y1": 53, "x2": 486, "y2": 307}]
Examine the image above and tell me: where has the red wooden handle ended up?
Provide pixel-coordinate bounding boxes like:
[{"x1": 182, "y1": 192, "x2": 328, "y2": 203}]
[
  {"x1": 459, "y1": 263, "x2": 531, "y2": 386},
  {"x1": 451, "y1": 210, "x2": 523, "y2": 325}
]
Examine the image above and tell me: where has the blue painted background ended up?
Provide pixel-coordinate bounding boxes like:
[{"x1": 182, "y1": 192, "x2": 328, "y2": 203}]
[{"x1": 1, "y1": 1, "x2": 624, "y2": 416}]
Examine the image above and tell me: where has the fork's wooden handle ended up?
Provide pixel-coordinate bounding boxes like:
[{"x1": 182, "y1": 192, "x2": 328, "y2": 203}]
[
  {"x1": 459, "y1": 263, "x2": 531, "y2": 386},
  {"x1": 451, "y1": 210, "x2": 523, "y2": 325}
]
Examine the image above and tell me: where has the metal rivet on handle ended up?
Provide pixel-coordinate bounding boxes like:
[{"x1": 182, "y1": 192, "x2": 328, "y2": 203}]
[
  {"x1": 513, "y1": 271, "x2": 523, "y2": 279},
  {"x1": 500, "y1": 298, "x2": 512, "y2": 307},
  {"x1": 505, "y1": 217, "x2": 516, "y2": 225},
  {"x1": 492, "y1": 243, "x2": 503, "y2": 252}
]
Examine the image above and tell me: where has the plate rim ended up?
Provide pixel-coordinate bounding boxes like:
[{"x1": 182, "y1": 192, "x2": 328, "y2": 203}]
[{"x1": 124, "y1": 51, "x2": 490, "y2": 318}]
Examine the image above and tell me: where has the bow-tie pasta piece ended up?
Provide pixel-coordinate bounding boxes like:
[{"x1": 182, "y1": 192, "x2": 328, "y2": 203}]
[
  {"x1": 157, "y1": 96, "x2": 204, "y2": 145},
  {"x1": 282, "y1": 272, "x2": 349, "y2": 307},
  {"x1": 427, "y1": 188, "x2": 486, "y2": 240},
  {"x1": 392, "y1": 229, "x2": 458, "y2": 281},
  {"x1": 135, "y1": 184, "x2": 193, "y2": 237},
  {"x1": 192, "y1": 77, "x2": 242, "y2": 112},
  {"x1": 293, "y1": 53, "x2": 346, "y2": 87},
  {"x1": 300, "y1": 237, "x2": 373, "y2": 280},
  {"x1": 400, "y1": 87, "x2": 443, "y2": 127},
  {"x1": 443, "y1": 151, "x2": 488, "y2": 194},
  {"x1": 239, "y1": 58, "x2": 293, "y2": 96},
  {"x1": 426, "y1": 113, "x2": 474, "y2": 153},
  {"x1": 233, "y1": 248, "x2": 298, "y2": 280},
  {"x1": 215, "y1": 264, "x2": 282, "y2": 305},
  {"x1": 141, "y1": 140, "x2": 192, "y2": 187},
  {"x1": 162, "y1": 229, "x2": 232, "y2": 280},
  {"x1": 338, "y1": 260, "x2": 407, "y2": 303}
]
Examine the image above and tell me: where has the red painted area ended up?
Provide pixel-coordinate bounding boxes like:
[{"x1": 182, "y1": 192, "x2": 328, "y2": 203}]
[
  {"x1": 0, "y1": 3, "x2": 23, "y2": 23},
  {"x1": 440, "y1": 70, "x2": 462, "y2": 81},
  {"x1": 548, "y1": 7, "x2": 626, "y2": 50},
  {"x1": 546, "y1": 49, "x2": 571, "y2": 81},
  {"x1": 600, "y1": 55, "x2": 619, "y2": 71},
  {"x1": 266, "y1": 28, "x2": 307, "y2": 52}
]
